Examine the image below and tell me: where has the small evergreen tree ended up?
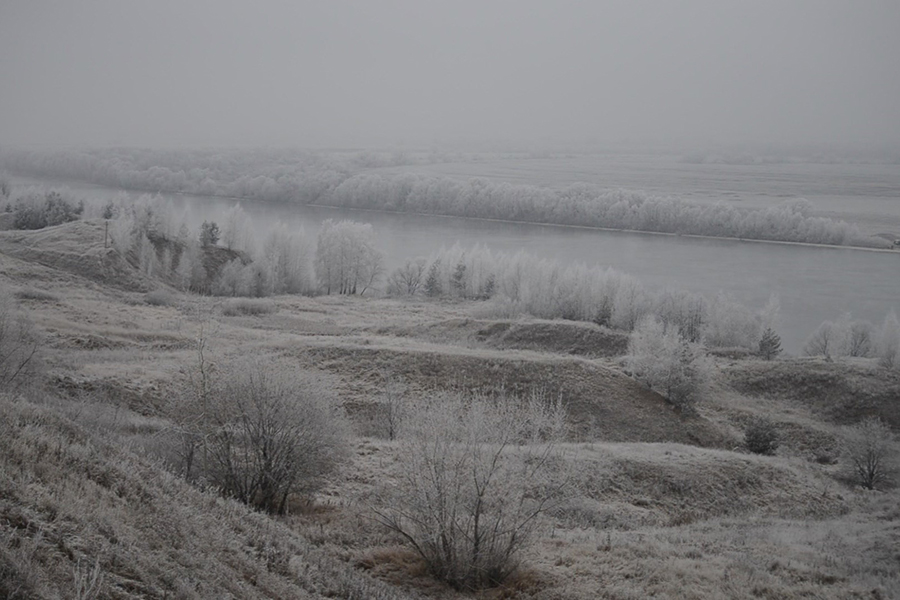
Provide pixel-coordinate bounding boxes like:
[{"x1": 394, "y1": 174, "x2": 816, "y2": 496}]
[
  {"x1": 744, "y1": 416, "x2": 779, "y2": 455},
  {"x1": 757, "y1": 327, "x2": 782, "y2": 360}
]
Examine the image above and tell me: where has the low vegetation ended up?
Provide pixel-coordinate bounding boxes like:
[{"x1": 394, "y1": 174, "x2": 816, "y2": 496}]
[
  {"x1": 221, "y1": 297, "x2": 278, "y2": 316},
  {"x1": 744, "y1": 416, "x2": 780, "y2": 455},
  {"x1": 172, "y1": 357, "x2": 349, "y2": 514},
  {"x1": 0, "y1": 214, "x2": 898, "y2": 598},
  {"x1": 376, "y1": 391, "x2": 567, "y2": 591},
  {"x1": 0, "y1": 291, "x2": 41, "y2": 394},
  {"x1": 11, "y1": 190, "x2": 84, "y2": 230}
]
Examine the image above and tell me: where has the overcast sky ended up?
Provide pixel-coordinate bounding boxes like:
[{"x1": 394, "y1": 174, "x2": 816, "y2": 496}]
[{"x1": 1, "y1": 1, "x2": 898, "y2": 149}]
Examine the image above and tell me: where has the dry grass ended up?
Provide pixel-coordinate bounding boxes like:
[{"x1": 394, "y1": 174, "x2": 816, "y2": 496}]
[
  {"x1": 371, "y1": 317, "x2": 629, "y2": 358},
  {"x1": 723, "y1": 357, "x2": 900, "y2": 428},
  {"x1": 1, "y1": 223, "x2": 898, "y2": 599},
  {"x1": 0, "y1": 395, "x2": 415, "y2": 600},
  {"x1": 13, "y1": 287, "x2": 60, "y2": 302},
  {"x1": 221, "y1": 297, "x2": 279, "y2": 316}
]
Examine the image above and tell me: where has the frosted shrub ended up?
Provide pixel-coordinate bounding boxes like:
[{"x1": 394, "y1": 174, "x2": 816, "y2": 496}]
[
  {"x1": 702, "y1": 292, "x2": 760, "y2": 349},
  {"x1": 176, "y1": 358, "x2": 349, "y2": 514},
  {"x1": 376, "y1": 390, "x2": 567, "y2": 591},
  {"x1": 0, "y1": 291, "x2": 42, "y2": 394}
]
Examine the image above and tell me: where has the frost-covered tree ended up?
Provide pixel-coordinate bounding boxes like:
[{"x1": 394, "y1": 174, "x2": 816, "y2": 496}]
[
  {"x1": 877, "y1": 312, "x2": 900, "y2": 369},
  {"x1": 804, "y1": 320, "x2": 837, "y2": 360},
  {"x1": 627, "y1": 315, "x2": 709, "y2": 409},
  {"x1": 176, "y1": 242, "x2": 208, "y2": 293},
  {"x1": 264, "y1": 224, "x2": 315, "y2": 294},
  {"x1": 702, "y1": 292, "x2": 760, "y2": 349},
  {"x1": 843, "y1": 417, "x2": 896, "y2": 490},
  {"x1": 315, "y1": 219, "x2": 383, "y2": 295},
  {"x1": 211, "y1": 259, "x2": 245, "y2": 297},
  {"x1": 805, "y1": 314, "x2": 877, "y2": 360},
  {"x1": 841, "y1": 317, "x2": 875, "y2": 358},
  {"x1": 220, "y1": 203, "x2": 255, "y2": 252}
]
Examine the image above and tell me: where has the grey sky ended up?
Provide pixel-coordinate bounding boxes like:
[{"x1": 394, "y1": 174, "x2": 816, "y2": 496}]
[{"x1": 1, "y1": 0, "x2": 898, "y2": 148}]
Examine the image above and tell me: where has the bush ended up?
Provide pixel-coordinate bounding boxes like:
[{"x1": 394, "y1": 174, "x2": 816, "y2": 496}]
[
  {"x1": 14, "y1": 287, "x2": 59, "y2": 302},
  {"x1": 842, "y1": 417, "x2": 896, "y2": 490},
  {"x1": 175, "y1": 358, "x2": 349, "y2": 514},
  {"x1": 13, "y1": 190, "x2": 84, "y2": 230},
  {"x1": 221, "y1": 298, "x2": 277, "y2": 316},
  {"x1": 0, "y1": 291, "x2": 42, "y2": 394},
  {"x1": 144, "y1": 290, "x2": 177, "y2": 306},
  {"x1": 744, "y1": 417, "x2": 779, "y2": 455},
  {"x1": 375, "y1": 390, "x2": 567, "y2": 591}
]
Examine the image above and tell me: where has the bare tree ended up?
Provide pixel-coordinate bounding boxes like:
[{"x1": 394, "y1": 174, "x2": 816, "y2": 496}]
[
  {"x1": 842, "y1": 319, "x2": 875, "y2": 357},
  {"x1": 804, "y1": 320, "x2": 836, "y2": 360},
  {"x1": 386, "y1": 258, "x2": 427, "y2": 297},
  {"x1": 220, "y1": 202, "x2": 255, "y2": 252},
  {"x1": 842, "y1": 417, "x2": 896, "y2": 490},
  {"x1": 375, "y1": 390, "x2": 567, "y2": 591}
]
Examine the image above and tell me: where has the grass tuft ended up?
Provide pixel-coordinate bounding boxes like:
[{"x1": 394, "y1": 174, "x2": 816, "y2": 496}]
[
  {"x1": 14, "y1": 287, "x2": 59, "y2": 302},
  {"x1": 222, "y1": 298, "x2": 278, "y2": 316}
]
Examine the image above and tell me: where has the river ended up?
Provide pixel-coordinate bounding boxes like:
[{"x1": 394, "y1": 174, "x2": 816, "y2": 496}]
[{"x1": 9, "y1": 175, "x2": 900, "y2": 354}]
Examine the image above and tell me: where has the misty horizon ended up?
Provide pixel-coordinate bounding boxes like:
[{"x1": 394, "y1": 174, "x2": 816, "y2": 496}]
[{"x1": 2, "y1": 1, "x2": 899, "y2": 150}]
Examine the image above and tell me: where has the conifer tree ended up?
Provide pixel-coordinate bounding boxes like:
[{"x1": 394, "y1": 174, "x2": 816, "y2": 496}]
[{"x1": 758, "y1": 327, "x2": 782, "y2": 360}]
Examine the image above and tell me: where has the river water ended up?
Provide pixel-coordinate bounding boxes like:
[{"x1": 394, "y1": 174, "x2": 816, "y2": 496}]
[{"x1": 9, "y1": 175, "x2": 900, "y2": 354}]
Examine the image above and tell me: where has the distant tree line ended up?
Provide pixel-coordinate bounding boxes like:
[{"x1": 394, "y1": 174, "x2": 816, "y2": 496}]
[
  {"x1": 388, "y1": 243, "x2": 780, "y2": 351},
  {"x1": 803, "y1": 311, "x2": 900, "y2": 370},
  {"x1": 1, "y1": 148, "x2": 889, "y2": 248}
]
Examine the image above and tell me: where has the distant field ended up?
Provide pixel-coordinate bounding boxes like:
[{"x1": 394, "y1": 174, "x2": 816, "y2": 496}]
[{"x1": 373, "y1": 153, "x2": 900, "y2": 237}]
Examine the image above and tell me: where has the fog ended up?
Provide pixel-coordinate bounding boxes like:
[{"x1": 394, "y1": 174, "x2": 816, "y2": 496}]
[{"x1": 2, "y1": 0, "x2": 898, "y2": 149}]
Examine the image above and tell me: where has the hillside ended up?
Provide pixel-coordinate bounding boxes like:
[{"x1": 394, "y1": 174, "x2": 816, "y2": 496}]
[{"x1": 1, "y1": 220, "x2": 898, "y2": 599}]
